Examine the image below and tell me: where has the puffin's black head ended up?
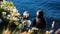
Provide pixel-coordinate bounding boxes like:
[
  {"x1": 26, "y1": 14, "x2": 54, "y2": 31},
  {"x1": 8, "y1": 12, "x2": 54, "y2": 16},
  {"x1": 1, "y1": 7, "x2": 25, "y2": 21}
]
[{"x1": 36, "y1": 10, "x2": 43, "y2": 18}]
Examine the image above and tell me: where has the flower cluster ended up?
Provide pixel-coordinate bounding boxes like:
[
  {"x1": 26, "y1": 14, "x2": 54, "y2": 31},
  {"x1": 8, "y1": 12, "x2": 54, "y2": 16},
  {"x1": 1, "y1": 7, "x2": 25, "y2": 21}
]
[
  {"x1": 0, "y1": 0, "x2": 21, "y2": 22},
  {"x1": 0, "y1": 1, "x2": 23, "y2": 34}
]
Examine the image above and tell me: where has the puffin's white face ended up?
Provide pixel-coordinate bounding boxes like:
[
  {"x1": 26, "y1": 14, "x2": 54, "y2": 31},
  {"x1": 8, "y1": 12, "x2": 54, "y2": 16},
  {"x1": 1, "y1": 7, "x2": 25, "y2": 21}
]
[
  {"x1": 36, "y1": 11, "x2": 40, "y2": 16},
  {"x1": 23, "y1": 11, "x2": 29, "y2": 18}
]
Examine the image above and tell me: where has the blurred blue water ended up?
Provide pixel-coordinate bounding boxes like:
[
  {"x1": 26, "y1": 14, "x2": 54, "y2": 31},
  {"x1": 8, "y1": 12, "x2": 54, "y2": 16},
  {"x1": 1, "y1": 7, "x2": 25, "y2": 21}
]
[
  {"x1": 7, "y1": 0, "x2": 60, "y2": 32},
  {"x1": 8, "y1": 0, "x2": 60, "y2": 19}
]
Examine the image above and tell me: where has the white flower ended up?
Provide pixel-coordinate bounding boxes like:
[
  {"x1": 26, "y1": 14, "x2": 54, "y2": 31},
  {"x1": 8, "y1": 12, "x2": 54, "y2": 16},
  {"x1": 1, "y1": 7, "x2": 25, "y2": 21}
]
[
  {"x1": 46, "y1": 31, "x2": 49, "y2": 34},
  {"x1": 49, "y1": 30, "x2": 53, "y2": 34},
  {"x1": 13, "y1": 8, "x2": 16, "y2": 12},
  {"x1": 3, "y1": 0, "x2": 7, "y2": 2},
  {"x1": 9, "y1": 17, "x2": 13, "y2": 20},
  {"x1": 1, "y1": 5, "x2": 4, "y2": 7},
  {"x1": 10, "y1": 7, "x2": 13, "y2": 9},
  {"x1": 7, "y1": 8, "x2": 10, "y2": 10},
  {"x1": 28, "y1": 29, "x2": 33, "y2": 33},
  {"x1": 13, "y1": 8, "x2": 18, "y2": 13},
  {"x1": 7, "y1": 17, "x2": 9, "y2": 19},
  {"x1": 9, "y1": 8, "x2": 13, "y2": 12},
  {"x1": 3, "y1": 7, "x2": 6, "y2": 10},
  {"x1": 7, "y1": 15, "x2": 10, "y2": 17},
  {"x1": 18, "y1": 24, "x2": 22, "y2": 29},
  {"x1": 7, "y1": 15, "x2": 11, "y2": 19},
  {"x1": 46, "y1": 30, "x2": 53, "y2": 34},
  {"x1": 0, "y1": 5, "x2": 4, "y2": 8},
  {"x1": 22, "y1": 21, "x2": 26, "y2": 25},
  {"x1": 13, "y1": 6, "x2": 16, "y2": 9},
  {"x1": 32, "y1": 27, "x2": 38, "y2": 30},
  {"x1": 16, "y1": 13, "x2": 21, "y2": 16},
  {"x1": 2, "y1": 12, "x2": 6, "y2": 15},
  {"x1": 0, "y1": 19, "x2": 2, "y2": 23},
  {"x1": 13, "y1": 17, "x2": 19, "y2": 21}
]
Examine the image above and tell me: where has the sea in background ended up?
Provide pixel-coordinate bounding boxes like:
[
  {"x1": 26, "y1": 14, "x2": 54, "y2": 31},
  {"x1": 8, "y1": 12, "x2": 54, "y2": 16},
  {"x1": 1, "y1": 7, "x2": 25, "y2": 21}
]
[{"x1": 7, "y1": 0, "x2": 60, "y2": 33}]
